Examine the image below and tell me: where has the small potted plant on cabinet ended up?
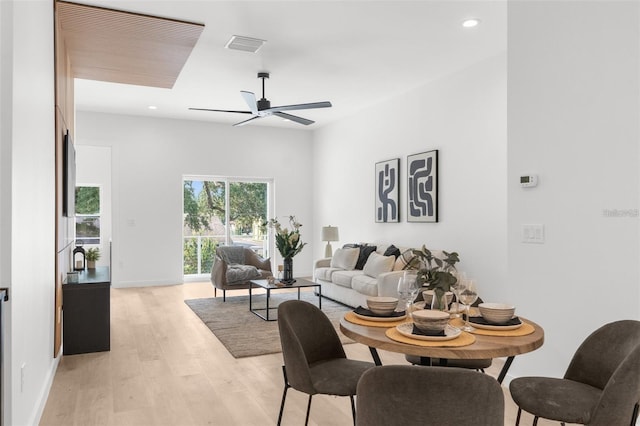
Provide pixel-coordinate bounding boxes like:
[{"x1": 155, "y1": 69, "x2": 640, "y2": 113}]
[{"x1": 85, "y1": 248, "x2": 101, "y2": 269}]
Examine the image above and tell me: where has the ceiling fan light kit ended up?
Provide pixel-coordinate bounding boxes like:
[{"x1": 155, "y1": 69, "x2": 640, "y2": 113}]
[{"x1": 189, "y1": 72, "x2": 332, "y2": 126}]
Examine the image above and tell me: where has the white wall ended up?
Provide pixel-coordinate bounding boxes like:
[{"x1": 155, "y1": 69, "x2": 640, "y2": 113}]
[
  {"x1": 76, "y1": 146, "x2": 113, "y2": 268},
  {"x1": 1, "y1": 1, "x2": 58, "y2": 425},
  {"x1": 507, "y1": 1, "x2": 640, "y2": 379},
  {"x1": 0, "y1": 1, "x2": 11, "y2": 424},
  {"x1": 312, "y1": 54, "x2": 508, "y2": 301},
  {"x1": 76, "y1": 112, "x2": 315, "y2": 287}
]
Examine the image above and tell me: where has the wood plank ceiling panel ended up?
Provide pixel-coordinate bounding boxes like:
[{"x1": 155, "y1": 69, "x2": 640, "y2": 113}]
[{"x1": 56, "y1": 1, "x2": 204, "y2": 88}]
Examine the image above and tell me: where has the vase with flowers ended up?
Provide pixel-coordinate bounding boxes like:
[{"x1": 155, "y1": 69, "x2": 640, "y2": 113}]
[
  {"x1": 265, "y1": 216, "x2": 306, "y2": 285},
  {"x1": 406, "y1": 245, "x2": 460, "y2": 310}
]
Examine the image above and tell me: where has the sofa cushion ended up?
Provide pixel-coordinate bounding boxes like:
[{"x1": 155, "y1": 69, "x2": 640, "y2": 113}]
[
  {"x1": 355, "y1": 245, "x2": 377, "y2": 270},
  {"x1": 331, "y1": 270, "x2": 364, "y2": 288},
  {"x1": 314, "y1": 267, "x2": 342, "y2": 281},
  {"x1": 363, "y1": 252, "x2": 395, "y2": 278},
  {"x1": 330, "y1": 247, "x2": 359, "y2": 270},
  {"x1": 393, "y1": 248, "x2": 419, "y2": 271},
  {"x1": 351, "y1": 274, "x2": 379, "y2": 297}
]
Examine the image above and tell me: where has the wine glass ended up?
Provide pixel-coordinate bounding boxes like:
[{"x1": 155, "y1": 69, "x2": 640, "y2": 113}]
[
  {"x1": 458, "y1": 278, "x2": 478, "y2": 332},
  {"x1": 397, "y1": 271, "x2": 419, "y2": 314}
]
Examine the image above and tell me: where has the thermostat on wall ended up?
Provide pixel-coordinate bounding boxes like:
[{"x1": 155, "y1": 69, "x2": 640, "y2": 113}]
[{"x1": 520, "y1": 175, "x2": 538, "y2": 188}]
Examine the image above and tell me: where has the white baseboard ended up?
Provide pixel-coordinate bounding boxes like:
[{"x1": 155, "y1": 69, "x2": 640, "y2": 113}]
[
  {"x1": 111, "y1": 279, "x2": 183, "y2": 288},
  {"x1": 31, "y1": 355, "x2": 60, "y2": 426}
]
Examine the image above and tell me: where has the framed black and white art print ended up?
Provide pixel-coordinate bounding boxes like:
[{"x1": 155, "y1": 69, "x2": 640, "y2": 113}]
[
  {"x1": 407, "y1": 150, "x2": 438, "y2": 222},
  {"x1": 375, "y1": 158, "x2": 399, "y2": 223}
]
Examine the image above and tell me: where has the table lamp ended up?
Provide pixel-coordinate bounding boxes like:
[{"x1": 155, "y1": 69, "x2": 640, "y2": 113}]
[{"x1": 321, "y1": 226, "x2": 339, "y2": 258}]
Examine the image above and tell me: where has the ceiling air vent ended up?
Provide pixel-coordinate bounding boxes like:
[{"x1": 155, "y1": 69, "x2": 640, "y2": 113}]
[{"x1": 224, "y1": 35, "x2": 266, "y2": 53}]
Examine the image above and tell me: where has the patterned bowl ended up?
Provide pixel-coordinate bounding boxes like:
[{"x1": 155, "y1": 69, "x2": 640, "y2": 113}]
[
  {"x1": 479, "y1": 303, "x2": 516, "y2": 324},
  {"x1": 366, "y1": 296, "x2": 398, "y2": 315},
  {"x1": 422, "y1": 290, "x2": 454, "y2": 308},
  {"x1": 411, "y1": 309, "x2": 450, "y2": 333}
]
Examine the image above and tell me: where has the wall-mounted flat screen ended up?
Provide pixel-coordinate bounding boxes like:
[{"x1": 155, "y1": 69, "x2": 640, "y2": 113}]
[{"x1": 63, "y1": 130, "x2": 76, "y2": 217}]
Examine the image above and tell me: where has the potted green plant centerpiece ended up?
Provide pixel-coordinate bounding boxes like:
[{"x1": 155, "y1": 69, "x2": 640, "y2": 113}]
[
  {"x1": 407, "y1": 245, "x2": 460, "y2": 310},
  {"x1": 265, "y1": 216, "x2": 306, "y2": 284},
  {"x1": 85, "y1": 247, "x2": 101, "y2": 269}
]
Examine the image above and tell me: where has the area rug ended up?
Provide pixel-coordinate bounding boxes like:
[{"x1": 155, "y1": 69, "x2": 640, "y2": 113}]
[{"x1": 184, "y1": 292, "x2": 354, "y2": 358}]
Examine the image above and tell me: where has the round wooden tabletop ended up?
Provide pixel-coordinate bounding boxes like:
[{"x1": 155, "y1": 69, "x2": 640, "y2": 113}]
[{"x1": 339, "y1": 316, "x2": 545, "y2": 360}]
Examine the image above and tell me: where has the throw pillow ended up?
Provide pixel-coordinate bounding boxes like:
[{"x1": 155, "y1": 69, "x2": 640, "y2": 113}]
[
  {"x1": 330, "y1": 247, "x2": 360, "y2": 270},
  {"x1": 355, "y1": 245, "x2": 377, "y2": 270},
  {"x1": 383, "y1": 244, "x2": 401, "y2": 259},
  {"x1": 363, "y1": 252, "x2": 396, "y2": 278},
  {"x1": 393, "y1": 248, "x2": 418, "y2": 271},
  {"x1": 342, "y1": 243, "x2": 359, "y2": 248}
]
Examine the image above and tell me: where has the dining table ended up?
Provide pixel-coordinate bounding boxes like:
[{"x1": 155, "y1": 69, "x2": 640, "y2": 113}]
[{"x1": 339, "y1": 308, "x2": 545, "y2": 383}]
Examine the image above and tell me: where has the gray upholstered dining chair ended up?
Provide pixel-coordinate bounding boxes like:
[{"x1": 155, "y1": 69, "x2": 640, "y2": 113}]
[
  {"x1": 277, "y1": 300, "x2": 375, "y2": 426},
  {"x1": 509, "y1": 319, "x2": 640, "y2": 426},
  {"x1": 356, "y1": 364, "x2": 504, "y2": 426}
]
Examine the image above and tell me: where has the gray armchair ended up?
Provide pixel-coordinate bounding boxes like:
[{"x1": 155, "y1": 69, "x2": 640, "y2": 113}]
[{"x1": 210, "y1": 246, "x2": 272, "y2": 301}]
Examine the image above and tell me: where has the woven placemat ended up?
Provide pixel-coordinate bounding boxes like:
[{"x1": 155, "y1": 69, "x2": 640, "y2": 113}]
[
  {"x1": 385, "y1": 327, "x2": 475, "y2": 347},
  {"x1": 450, "y1": 318, "x2": 535, "y2": 337},
  {"x1": 344, "y1": 311, "x2": 409, "y2": 328}
]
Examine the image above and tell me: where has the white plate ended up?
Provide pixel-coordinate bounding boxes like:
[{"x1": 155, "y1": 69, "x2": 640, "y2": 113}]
[
  {"x1": 469, "y1": 317, "x2": 523, "y2": 331},
  {"x1": 413, "y1": 301, "x2": 466, "y2": 315},
  {"x1": 354, "y1": 311, "x2": 406, "y2": 322},
  {"x1": 396, "y1": 322, "x2": 461, "y2": 341}
]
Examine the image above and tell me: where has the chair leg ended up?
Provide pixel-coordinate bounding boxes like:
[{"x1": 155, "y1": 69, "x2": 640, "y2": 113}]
[
  {"x1": 214, "y1": 288, "x2": 217, "y2": 298},
  {"x1": 350, "y1": 395, "x2": 356, "y2": 426},
  {"x1": 223, "y1": 289, "x2": 226, "y2": 302},
  {"x1": 532, "y1": 416, "x2": 539, "y2": 426},
  {"x1": 515, "y1": 407, "x2": 522, "y2": 426},
  {"x1": 277, "y1": 366, "x2": 290, "y2": 426},
  {"x1": 631, "y1": 403, "x2": 640, "y2": 426},
  {"x1": 304, "y1": 395, "x2": 313, "y2": 426}
]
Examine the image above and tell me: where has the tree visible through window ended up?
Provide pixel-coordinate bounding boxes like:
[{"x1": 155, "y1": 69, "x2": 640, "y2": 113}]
[
  {"x1": 183, "y1": 178, "x2": 269, "y2": 275},
  {"x1": 75, "y1": 186, "x2": 101, "y2": 245}
]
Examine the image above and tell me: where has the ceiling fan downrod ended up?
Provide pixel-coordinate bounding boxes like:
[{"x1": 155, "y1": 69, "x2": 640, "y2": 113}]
[{"x1": 257, "y1": 72, "x2": 271, "y2": 110}]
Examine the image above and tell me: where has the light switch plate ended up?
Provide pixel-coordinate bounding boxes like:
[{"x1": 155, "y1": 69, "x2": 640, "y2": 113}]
[{"x1": 522, "y1": 224, "x2": 544, "y2": 244}]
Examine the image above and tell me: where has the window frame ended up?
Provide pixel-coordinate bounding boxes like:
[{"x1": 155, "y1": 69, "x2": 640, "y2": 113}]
[{"x1": 75, "y1": 184, "x2": 102, "y2": 246}]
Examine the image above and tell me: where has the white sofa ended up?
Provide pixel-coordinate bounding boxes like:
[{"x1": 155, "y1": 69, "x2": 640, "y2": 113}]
[{"x1": 313, "y1": 243, "x2": 446, "y2": 308}]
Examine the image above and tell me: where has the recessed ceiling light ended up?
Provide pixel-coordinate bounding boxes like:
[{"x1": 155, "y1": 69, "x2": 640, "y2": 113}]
[
  {"x1": 462, "y1": 18, "x2": 481, "y2": 28},
  {"x1": 148, "y1": 105, "x2": 158, "y2": 110}
]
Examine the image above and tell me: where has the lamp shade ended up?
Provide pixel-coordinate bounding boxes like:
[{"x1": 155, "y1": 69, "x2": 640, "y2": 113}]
[{"x1": 321, "y1": 226, "x2": 339, "y2": 242}]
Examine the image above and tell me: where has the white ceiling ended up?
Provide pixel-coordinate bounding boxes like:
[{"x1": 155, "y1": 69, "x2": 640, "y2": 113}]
[{"x1": 73, "y1": 1, "x2": 507, "y2": 129}]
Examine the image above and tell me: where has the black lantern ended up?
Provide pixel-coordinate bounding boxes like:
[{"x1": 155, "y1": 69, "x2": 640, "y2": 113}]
[{"x1": 73, "y1": 243, "x2": 85, "y2": 271}]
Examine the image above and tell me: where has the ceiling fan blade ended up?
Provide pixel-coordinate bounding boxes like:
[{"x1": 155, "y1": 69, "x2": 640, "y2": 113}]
[
  {"x1": 240, "y1": 91, "x2": 258, "y2": 115},
  {"x1": 233, "y1": 116, "x2": 263, "y2": 127},
  {"x1": 268, "y1": 101, "x2": 332, "y2": 113},
  {"x1": 274, "y1": 111, "x2": 314, "y2": 126},
  {"x1": 189, "y1": 107, "x2": 252, "y2": 114}
]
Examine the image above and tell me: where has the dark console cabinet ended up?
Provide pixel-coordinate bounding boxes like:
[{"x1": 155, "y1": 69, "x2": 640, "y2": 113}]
[{"x1": 62, "y1": 266, "x2": 110, "y2": 355}]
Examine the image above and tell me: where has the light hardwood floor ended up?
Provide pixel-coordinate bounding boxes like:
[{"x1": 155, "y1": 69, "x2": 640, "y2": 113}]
[{"x1": 40, "y1": 282, "x2": 560, "y2": 426}]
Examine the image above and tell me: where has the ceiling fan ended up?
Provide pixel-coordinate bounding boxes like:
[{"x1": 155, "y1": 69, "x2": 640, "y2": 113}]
[{"x1": 189, "y1": 72, "x2": 332, "y2": 126}]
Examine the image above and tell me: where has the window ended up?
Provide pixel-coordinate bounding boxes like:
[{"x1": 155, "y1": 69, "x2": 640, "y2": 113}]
[
  {"x1": 183, "y1": 177, "x2": 271, "y2": 276},
  {"x1": 75, "y1": 185, "x2": 101, "y2": 245}
]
